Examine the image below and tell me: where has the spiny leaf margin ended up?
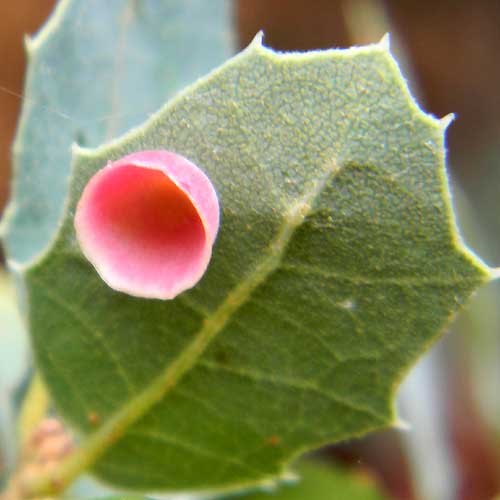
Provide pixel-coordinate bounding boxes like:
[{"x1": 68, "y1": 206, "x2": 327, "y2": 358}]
[{"x1": 22, "y1": 34, "x2": 491, "y2": 497}]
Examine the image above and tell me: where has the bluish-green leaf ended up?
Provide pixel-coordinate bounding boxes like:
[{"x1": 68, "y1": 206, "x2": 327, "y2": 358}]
[
  {"x1": 0, "y1": 271, "x2": 28, "y2": 479},
  {"x1": 1, "y1": 0, "x2": 233, "y2": 264}
]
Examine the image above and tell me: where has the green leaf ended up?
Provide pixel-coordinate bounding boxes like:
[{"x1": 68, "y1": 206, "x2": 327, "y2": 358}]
[
  {"x1": 239, "y1": 462, "x2": 386, "y2": 500},
  {"x1": 22, "y1": 35, "x2": 490, "y2": 496},
  {"x1": 81, "y1": 462, "x2": 386, "y2": 500},
  {"x1": 1, "y1": 0, "x2": 234, "y2": 264},
  {"x1": 85, "y1": 497, "x2": 146, "y2": 500}
]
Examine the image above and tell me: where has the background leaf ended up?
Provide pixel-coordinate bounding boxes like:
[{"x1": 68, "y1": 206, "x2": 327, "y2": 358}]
[
  {"x1": 239, "y1": 462, "x2": 387, "y2": 500},
  {"x1": 0, "y1": 272, "x2": 28, "y2": 481},
  {"x1": 1, "y1": 0, "x2": 234, "y2": 265},
  {"x1": 452, "y1": 158, "x2": 500, "y2": 436},
  {"x1": 22, "y1": 34, "x2": 490, "y2": 496}
]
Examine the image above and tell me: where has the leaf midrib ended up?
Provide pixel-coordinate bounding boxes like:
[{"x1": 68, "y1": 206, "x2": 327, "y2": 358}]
[{"x1": 26, "y1": 161, "x2": 340, "y2": 497}]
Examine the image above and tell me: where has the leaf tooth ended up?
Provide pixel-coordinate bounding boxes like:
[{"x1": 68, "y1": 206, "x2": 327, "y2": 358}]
[
  {"x1": 256, "y1": 473, "x2": 294, "y2": 493},
  {"x1": 489, "y1": 267, "x2": 500, "y2": 281},
  {"x1": 378, "y1": 33, "x2": 391, "y2": 51},
  {"x1": 439, "y1": 113, "x2": 455, "y2": 130},
  {"x1": 392, "y1": 416, "x2": 411, "y2": 431},
  {"x1": 71, "y1": 142, "x2": 89, "y2": 158},
  {"x1": 24, "y1": 34, "x2": 35, "y2": 57},
  {"x1": 249, "y1": 30, "x2": 265, "y2": 51},
  {"x1": 29, "y1": 0, "x2": 72, "y2": 52},
  {"x1": 5, "y1": 258, "x2": 23, "y2": 274}
]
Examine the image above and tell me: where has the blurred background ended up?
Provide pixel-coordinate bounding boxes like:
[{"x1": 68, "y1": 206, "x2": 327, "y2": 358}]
[{"x1": 1, "y1": 1, "x2": 499, "y2": 499}]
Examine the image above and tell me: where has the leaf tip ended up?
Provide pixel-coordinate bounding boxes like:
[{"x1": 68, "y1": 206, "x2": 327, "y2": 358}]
[
  {"x1": 249, "y1": 30, "x2": 265, "y2": 51},
  {"x1": 392, "y1": 416, "x2": 412, "y2": 432},
  {"x1": 5, "y1": 257, "x2": 23, "y2": 274},
  {"x1": 71, "y1": 142, "x2": 82, "y2": 153},
  {"x1": 258, "y1": 472, "x2": 295, "y2": 492},
  {"x1": 489, "y1": 267, "x2": 500, "y2": 282},
  {"x1": 24, "y1": 35, "x2": 35, "y2": 55},
  {"x1": 72, "y1": 142, "x2": 91, "y2": 157},
  {"x1": 439, "y1": 113, "x2": 455, "y2": 130},
  {"x1": 378, "y1": 33, "x2": 391, "y2": 51}
]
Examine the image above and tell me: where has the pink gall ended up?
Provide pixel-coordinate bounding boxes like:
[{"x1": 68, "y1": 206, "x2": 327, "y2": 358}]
[{"x1": 74, "y1": 150, "x2": 220, "y2": 300}]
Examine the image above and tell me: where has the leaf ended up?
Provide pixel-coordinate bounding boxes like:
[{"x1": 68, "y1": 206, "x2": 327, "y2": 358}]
[
  {"x1": 239, "y1": 462, "x2": 386, "y2": 500},
  {"x1": 85, "y1": 497, "x2": 147, "y2": 500},
  {"x1": 0, "y1": 271, "x2": 28, "y2": 476},
  {"x1": 1, "y1": 0, "x2": 234, "y2": 265},
  {"x1": 0, "y1": 273, "x2": 27, "y2": 392},
  {"x1": 22, "y1": 35, "x2": 490, "y2": 496}
]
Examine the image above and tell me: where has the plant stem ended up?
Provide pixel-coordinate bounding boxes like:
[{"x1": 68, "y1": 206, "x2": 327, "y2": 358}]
[{"x1": 18, "y1": 373, "x2": 50, "y2": 448}]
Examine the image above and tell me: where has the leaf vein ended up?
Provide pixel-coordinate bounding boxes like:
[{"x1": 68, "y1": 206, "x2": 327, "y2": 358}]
[
  {"x1": 174, "y1": 387, "x2": 263, "y2": 436},
  {"x1": 251, "y1": 297, "x2": 342, "y2": 361},
  {"x1": 128, "y1": 429, "x2": 264, "y2": 477},
  {"x1": 31, "y1": 280, "x2": 137, "y2": 395},
  {"x1": 281, "y1": 263, "x2": 476, "y2": 287},
  {"x1": 197, "y1": 359, "x2": 385, "y2": 422}
]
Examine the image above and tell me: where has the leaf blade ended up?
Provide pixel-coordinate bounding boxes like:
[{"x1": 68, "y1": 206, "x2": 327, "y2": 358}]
[{"x1": 24, "y1": 36, "x2": 490, "y2": 495}]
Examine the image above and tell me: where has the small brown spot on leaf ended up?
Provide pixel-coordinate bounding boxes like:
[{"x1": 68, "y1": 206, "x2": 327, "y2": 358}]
[
  {"x1": 88, "y1": 411, "x2": 100, "y2": 426},
  {"x1": 266, "y1": 435, "x2": 281, "y2": 446}
]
